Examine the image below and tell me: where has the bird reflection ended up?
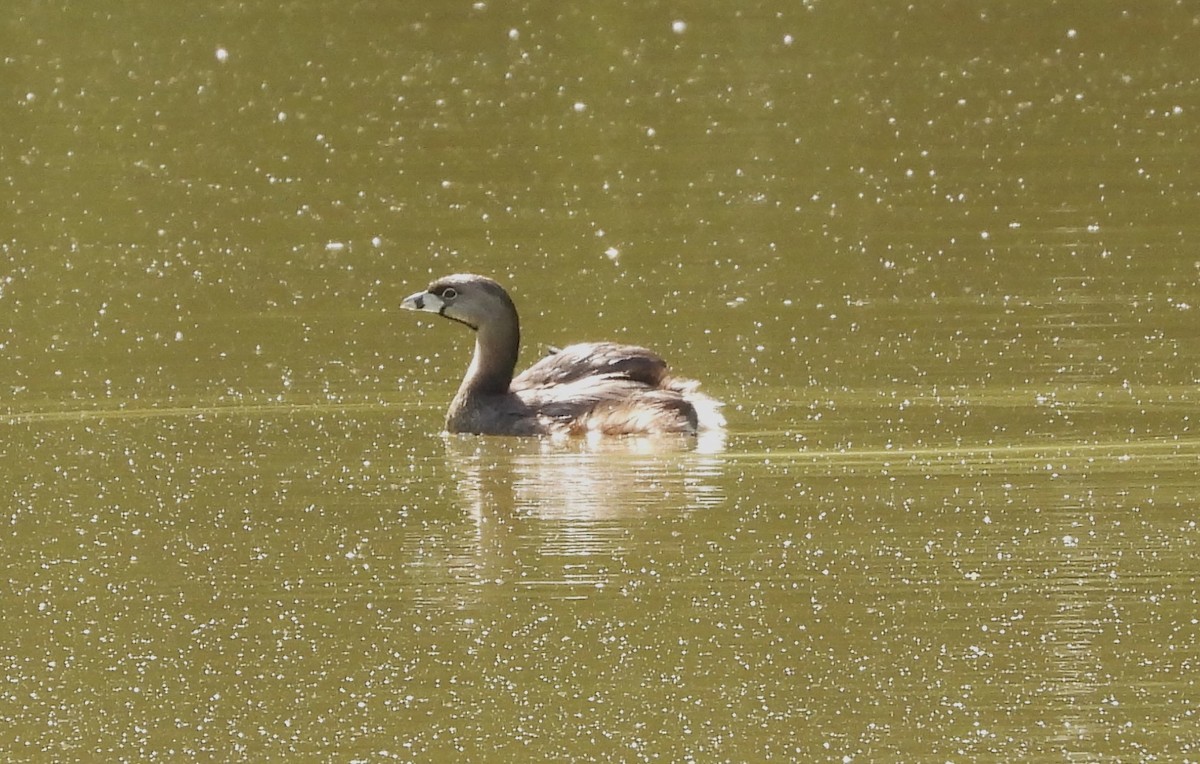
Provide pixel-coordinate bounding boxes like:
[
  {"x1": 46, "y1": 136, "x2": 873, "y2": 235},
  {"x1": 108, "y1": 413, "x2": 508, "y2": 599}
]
[
  {"x1": 446, "y1": 433, "x2": 725, "y2": 520},
  {"x1": 442, "y1": 434, "x2": 726, "y2": 590}
]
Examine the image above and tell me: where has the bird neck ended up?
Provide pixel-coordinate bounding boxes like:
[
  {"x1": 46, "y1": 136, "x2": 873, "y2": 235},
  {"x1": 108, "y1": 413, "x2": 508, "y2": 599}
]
[{"x1": 459, "y1": 320, "x2": 519, "y2": 397}]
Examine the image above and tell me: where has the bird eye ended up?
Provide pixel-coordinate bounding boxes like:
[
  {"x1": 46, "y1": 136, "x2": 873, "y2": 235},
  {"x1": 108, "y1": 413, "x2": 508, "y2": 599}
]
[{"x1": 441, "y1": 287, "x2": 457, "y2": 300}]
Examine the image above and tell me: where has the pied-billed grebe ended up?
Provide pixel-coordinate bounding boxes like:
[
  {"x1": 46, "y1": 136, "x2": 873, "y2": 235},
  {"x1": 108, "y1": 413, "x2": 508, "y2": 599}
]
[{"x1": 400, "y1": 274, "x2": 725, "y2": 436}]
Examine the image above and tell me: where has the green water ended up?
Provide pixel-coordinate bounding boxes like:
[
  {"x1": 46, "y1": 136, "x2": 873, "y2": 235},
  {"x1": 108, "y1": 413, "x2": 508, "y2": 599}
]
[{"x1": 3, "y1": 2, "x2": 1199, "y2": 761}]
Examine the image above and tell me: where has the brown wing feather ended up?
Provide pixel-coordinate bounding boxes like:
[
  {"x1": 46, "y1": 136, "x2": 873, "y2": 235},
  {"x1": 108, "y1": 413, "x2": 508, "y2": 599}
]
[
  {"x1": 512, "y1": 342, "x2": 669, "y2": 390},
  {"x1": 576, "y1": 391, "x2": 700, "y2": 435},
  {"x1": 515, "y1": 377, "x2": 698, "y2": 435}
]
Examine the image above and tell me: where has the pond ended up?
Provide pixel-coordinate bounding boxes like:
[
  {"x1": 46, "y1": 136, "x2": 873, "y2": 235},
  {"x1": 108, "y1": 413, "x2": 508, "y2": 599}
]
[{"x1": 3, "y1": 1, "x2": 1198, "y2": 761}]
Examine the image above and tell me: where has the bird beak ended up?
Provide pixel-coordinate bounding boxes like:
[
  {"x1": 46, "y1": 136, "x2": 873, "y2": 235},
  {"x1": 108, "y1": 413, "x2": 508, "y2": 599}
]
[{"x1": 400, "y1": 290, "x2": 443, "y2": 313}]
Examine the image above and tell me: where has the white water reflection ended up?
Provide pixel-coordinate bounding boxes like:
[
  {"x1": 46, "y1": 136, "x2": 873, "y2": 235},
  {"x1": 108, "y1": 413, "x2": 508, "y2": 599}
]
[
  {"x1": 446, "y1": 434, "x2": 726, "y2": 521},
  {"x1": 441, "y1": 435, "x2": 726, "y2": 594}
]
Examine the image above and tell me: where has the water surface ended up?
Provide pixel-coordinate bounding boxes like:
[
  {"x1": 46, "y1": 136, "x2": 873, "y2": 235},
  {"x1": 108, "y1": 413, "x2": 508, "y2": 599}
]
[{"x1": 3, "y1": 1, "x2": 1199, "y2": 761}]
